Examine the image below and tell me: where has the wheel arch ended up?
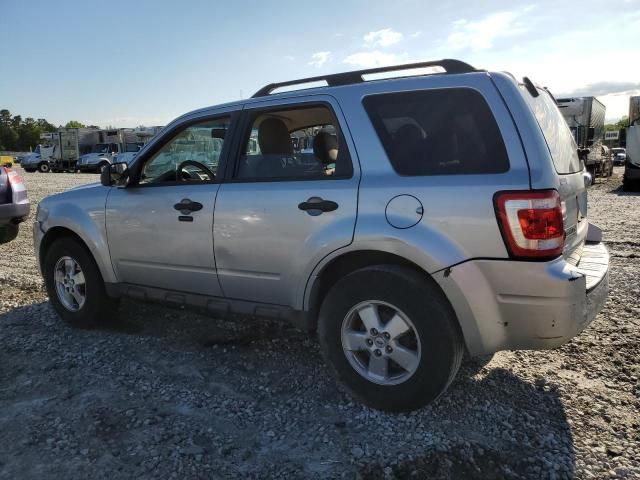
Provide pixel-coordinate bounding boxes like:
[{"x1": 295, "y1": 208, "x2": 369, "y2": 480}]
[
  {"x1": 39, "y1": 223, "x2": 117, "y2": 285},
  {"x1": 305, "y1": 250, "x2": 462, "y2": 335}
]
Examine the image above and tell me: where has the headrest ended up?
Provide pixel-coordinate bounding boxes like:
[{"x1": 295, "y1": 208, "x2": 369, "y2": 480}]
[
  {"x1": 313, "y1": 129, "x2": 339, "y2": 164},
  {"x1": 258, "y1": 118, "x2": 292, "y2": 155},
  {"x1": 394, "y1": 124, "x2": 424, "y2": 144}
]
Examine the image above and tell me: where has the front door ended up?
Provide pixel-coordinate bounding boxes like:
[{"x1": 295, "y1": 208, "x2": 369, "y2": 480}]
[
  {"x1": 213, "y1": 98, "x2": 360, "y2": 306},
  {"x1": 106, "y1": 115, "x2": 234, "y2": 296}
]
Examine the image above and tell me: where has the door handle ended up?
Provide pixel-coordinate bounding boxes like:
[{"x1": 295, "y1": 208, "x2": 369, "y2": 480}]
[
  {"x1": 298, "y1": 197, "x2": 339, "y2": 215},
  {"x1": 174, "y1": 199, "x2": 203, "y2": 214}
]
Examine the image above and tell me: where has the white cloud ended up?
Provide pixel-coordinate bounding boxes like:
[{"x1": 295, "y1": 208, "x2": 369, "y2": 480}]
[
  {"x1": 308, "y1": 51, "x2": 331, "y2": 68},
  {"x1": 410, "y1": 31, "x2": 422, "y2": 39},
  {"x1": 363, "y1": 28, "x2": 403, "y2": 48},
  {"x1": 343, "y1": 51, "x2": 408, "y2": 68},
  {"x1": 445, "y1": 9, "x2": 530, "y2": 51}
]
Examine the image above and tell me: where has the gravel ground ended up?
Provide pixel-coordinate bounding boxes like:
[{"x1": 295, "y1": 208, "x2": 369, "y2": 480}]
[{"x1": 0, "y1": 166, "x2": 638, "y2": 479}]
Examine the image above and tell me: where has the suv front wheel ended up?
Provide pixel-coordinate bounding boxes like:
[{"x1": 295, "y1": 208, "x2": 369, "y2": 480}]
[
  {"x1": 43, "y1": 236, "x2": 119, "y2": 328},
  {"x1": 318, "y1": 265, "x2": 463, "y2": 412}
]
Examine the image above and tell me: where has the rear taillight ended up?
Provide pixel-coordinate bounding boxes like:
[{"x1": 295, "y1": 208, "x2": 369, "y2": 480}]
[
  {"x1": 4, "y1": 167, "x2": 27, "y2": 203},
  {"x1": 6, "y1": 169, "x2": 22, "y2": 186},
  {"x1": 494, "y1": 190, "x2": 564, "y2": 260}
]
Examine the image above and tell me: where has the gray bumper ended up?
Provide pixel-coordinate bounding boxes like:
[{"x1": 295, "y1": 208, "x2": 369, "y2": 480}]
[
  {"x1": 435, "y1": 242, "x2": 610, "y2": 356},
  {"x1": 0, "y1": 202, "x2": 30, "y2": 225}
]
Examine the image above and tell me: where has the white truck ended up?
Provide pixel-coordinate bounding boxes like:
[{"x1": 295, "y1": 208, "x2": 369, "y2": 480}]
[
  {"x1": 623, "y1": 96, "x2": 640, "y2": 191},
  {"x1": 557, "y1": 96, "x2": 611, "y2": 179},
  {"x1": 20, "y1": 142, "x2": 57, "y2": 172},
  {"x1": 76, "y1": 127, "x2": 163, "y2": 172},
  {"x1": 22, "y1": 129, "x2": 102, "y2": 173}
]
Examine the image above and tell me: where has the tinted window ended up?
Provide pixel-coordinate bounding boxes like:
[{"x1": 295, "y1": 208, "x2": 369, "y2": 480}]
[
  {"x1": 235, "y1": 105, "x2": 351, "y2": 180},
  {"x1": 363, "y1": 88, "x2": 509, "y2": 176},
  {"x1": 522, "y1": 89, "x2": 582, "y2": 174}
]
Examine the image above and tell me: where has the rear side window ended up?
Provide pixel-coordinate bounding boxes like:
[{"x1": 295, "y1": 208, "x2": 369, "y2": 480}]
[
  {"x1": 523, "y1": 90, "x2": 582, "y2": 174},
  {"x1": 363, "y1": 88, "x2": 509, "y2": 176}
]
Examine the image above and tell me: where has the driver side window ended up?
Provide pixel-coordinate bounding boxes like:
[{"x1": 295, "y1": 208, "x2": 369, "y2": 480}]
[{"x1": 140, "y1": 117, "x2": 230, "y2": 184}]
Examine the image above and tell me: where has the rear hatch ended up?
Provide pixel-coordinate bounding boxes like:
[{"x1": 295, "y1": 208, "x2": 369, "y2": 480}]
[{"x1": 521, "y1": 88, "x2": 588, "y2": 264}]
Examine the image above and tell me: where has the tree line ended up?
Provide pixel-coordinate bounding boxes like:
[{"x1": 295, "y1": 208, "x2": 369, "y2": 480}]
[{"x1": 0, "y1": 109, "x2": 91, "y2": 152}]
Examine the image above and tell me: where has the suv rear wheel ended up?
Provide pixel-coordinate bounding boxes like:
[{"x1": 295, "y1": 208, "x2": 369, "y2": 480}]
[
  {"x1": 38, "y1": 162, "x2": 50, "y2": 173},
  {"x1": 43, "y1": 236, "x2": 119, "y2": 328},
  {"x1": 318, "y1": 265, "x2": 463, "y2": 412}
]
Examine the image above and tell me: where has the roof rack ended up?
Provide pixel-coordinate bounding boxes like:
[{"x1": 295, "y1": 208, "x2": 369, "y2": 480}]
[{"x1": 252, "y1": 59, "x2": 477, "y2": 98}]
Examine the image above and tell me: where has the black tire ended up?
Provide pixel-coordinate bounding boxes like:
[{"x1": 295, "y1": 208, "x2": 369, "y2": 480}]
[
  {"x1": 97, "y1": 161, "x2": 110, "y2": 173},
  {"x1": 318, "y1": 265, "x2": 463, "y2": 412},
  {"x1": 43, "y1": 236, "x2": 119, "y2": 328},
  {"x1": 38, "y1": 162, "x2": 50, "y2": 173},
  {"x1": 0, "y1": 224, "x2": 19, "y2": 244}
]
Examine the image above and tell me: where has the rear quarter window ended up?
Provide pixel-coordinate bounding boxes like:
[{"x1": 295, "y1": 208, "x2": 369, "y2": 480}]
[
  {"x1": 363, "y1": 88, "x2": 509, "y2": 176},
  {"x1": 522, "y1": 89, "x2": 582, "y2": 174}
]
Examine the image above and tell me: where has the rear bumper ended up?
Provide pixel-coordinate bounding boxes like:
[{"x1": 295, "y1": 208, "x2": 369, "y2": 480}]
[
  {"x1": 0, "y1": 202, "x2": 30, "y2": 225},
  {"x1": 435, "y1": 242, "x2": 609, "y2": 356}
]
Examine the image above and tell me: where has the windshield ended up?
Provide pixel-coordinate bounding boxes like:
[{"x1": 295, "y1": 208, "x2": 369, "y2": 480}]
[
  {"x1": 34, "y1": 145, "x2": 41, "y2": 154},
  {"x1": 612, "y1": 148, "x2": 625, "y2": 154},
  {"x1": 91, "y1": 143, "x2": 111, "y2": 153},
  {"x1": 522, "y1": 88, "x2": 582, "y2": 174},
  {"x1": 125, "y1": 142, "x2": 143, "y2": 152}
]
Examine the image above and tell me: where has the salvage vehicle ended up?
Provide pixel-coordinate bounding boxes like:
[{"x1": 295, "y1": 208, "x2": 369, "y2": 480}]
[
  {"x1": 612, "y1": 148, "x2": 626, "y2": 166},
  {"x1": 34, "y1": 60, "x2": 609, "y2": 412},
  {"x1": 623, "y1": 96, "x2": 640, "y2": 191},
  {"x1": 0, "y1": 167, "x2": 29, "y2": 244},
  {"x1": 0, "y1": 156, "x2": 14, "y2": 168},
  {"x1": 21, "y1": 144, "x2": 56, "y2": 172},
  {"x1": 76, "y1": 127, "x2": 163, "y2": 173},
  {"x1": 557, "y1": 96, "x2": 608, "y2": 179}
]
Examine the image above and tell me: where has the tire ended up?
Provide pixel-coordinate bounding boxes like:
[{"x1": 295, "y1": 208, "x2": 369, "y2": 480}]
[
  {"x1": 0, "y1": 224, "x2": 19, "y2": 244},
  {"x1": 318, "y1": 265, "x2": 463, "y2": 412},
  {"x1": 43, "y1": 236, "x2": 119, "y2": 328},
  {"x1": 97, "y1": 161, "x2": 110, "y2": 173},
  {"x1": 38, "y1": 162, "x2": 50, "y2": 173},
  {"x1": 23, "y1": 168, "x2": 36, "y2": 173}
]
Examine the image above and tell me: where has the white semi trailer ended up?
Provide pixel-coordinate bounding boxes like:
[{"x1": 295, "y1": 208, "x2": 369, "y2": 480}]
[
  {"x1": 623, "y1": 96, "x2": 640, "y2": 191},
  {"x1": 557, "y1": 96, "x2": 610, "y2": 179}
]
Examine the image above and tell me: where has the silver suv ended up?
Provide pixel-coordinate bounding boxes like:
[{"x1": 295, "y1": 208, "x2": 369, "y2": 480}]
[{"x1": 34, "y1": 60, "x2": 609, "y2": 412}]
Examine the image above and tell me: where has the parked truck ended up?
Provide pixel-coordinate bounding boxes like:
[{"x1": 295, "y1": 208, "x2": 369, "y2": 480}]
[
  {"x1": 76, "y1": 127, "x2": 163, "y2": 172},
  {"x1": 623, "y1": 96, "x2": 640, "y2": 191},
  {"x1": 23, "y1": 129, "x2": 101, "y2": 173},
  {"x1": 557, "y1": 96, "x2": 610, "y2": 180}
]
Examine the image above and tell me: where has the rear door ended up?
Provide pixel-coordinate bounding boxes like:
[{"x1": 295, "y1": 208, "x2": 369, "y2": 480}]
[{"x1": 213, "y1": 96, "x2": 360, "y2": 307}]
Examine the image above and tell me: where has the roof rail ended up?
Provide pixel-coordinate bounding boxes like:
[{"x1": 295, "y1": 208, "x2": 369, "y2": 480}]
[{"x1": 251, "y1": 59, "x2": 477, "y2": 98}]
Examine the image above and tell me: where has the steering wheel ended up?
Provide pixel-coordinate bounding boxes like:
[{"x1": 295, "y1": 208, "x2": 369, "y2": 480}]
[{"x1": 176, "y1": 160, "x2": 216, "y2": 181}]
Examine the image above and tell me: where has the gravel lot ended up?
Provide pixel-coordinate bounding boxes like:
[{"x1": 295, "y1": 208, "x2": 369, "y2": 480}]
[{"x1": 1, "y1": 166, "x2": 638, "y2": 479}]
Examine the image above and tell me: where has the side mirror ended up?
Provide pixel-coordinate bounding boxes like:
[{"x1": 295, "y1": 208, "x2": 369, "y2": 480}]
[{"x1": 100, "y1": 162, "x2": 129, "y2": 187}]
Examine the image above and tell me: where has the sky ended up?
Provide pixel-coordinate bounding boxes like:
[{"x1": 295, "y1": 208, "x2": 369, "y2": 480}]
[{"x1": 1, "y1": 0, "x2": 638, "y2": 127}]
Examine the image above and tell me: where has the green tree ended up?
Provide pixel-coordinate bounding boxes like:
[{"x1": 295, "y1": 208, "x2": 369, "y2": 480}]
[
  {"x1": 65, "y1": 120, "x2": 85, "y2": 128},
  {"x1": 605, "y1": 116, "x2": 629, "y2": 131}
]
